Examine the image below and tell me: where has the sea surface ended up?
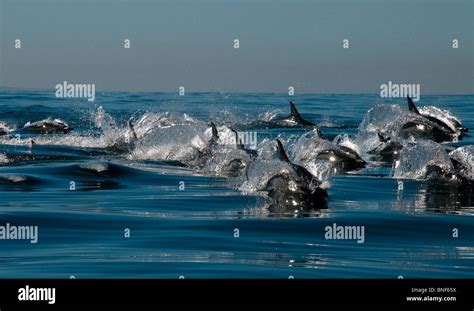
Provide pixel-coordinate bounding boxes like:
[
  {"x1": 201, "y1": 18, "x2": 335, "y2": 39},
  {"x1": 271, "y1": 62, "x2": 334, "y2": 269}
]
[{"x1": 0, "y1": 91, "x2": 473, "y2": 278}]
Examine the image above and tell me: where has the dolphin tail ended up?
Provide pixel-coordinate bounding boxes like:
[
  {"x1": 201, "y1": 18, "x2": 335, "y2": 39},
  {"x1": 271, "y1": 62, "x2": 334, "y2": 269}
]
[
  {"x1": 290, "y1": 101, "x2": 303, "y2": 120},
  {"x1": 407, "y1": 96, "x2": 420, "y2": 115},
  {"x1": 276, "y1": 139, "x2": 290, "y2": 163}
]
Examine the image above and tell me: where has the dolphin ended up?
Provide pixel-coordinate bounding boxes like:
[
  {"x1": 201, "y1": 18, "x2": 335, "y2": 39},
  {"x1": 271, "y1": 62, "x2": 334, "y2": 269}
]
[
  {"x1": 201, "y1": 122, "x2": 219, "y2": 156},
  {"x1": 408, "y1": 96, "x2": 467, "y2": 134},
  {"x1": 107, "y1": 119, "x2": 138, "y2": 153},
  {"x1": 449, "y1": 145, "x2": 474, "y2": 185},
  {"x1": 402, "y1": 96, "x2": 459, "y2": 142},
  {"x1": 296, "y1": 133, "x2": 366, "y2": 172},
  {"x1": 193, "y1": 122, "x2": 220, "y2": 167},
  {"x1": 367, "y1": 132, "x2": 403, "y2": 162},
  {"x1": 420, "y1": 160, "x2": 473, "y2": 209},
  {"x1": 19, "y1": 118, "x2": 71, "y2": 134},
  {"x1": 422, "y1": 164, "x2": 458, "y2": 183},
  {"x1": 403, "y1": 145, "x2": 474, "y2": 209},
  {"x1": 402, "y1": 144, "x2": 473, "y2": 185},
  {"x1": 230, "y1": 129, "x2": 258, "y2": 157},
  {"x1": 271, "y1": 102, "x2": 317, "y2": 128},
  {"x1": 315, "y1": 145, "x2": 366, "y2": 171},
  {"x1": 223, "y1": 129, "x2": 258, "y2": 177},
  {"x1": 242, "y1": 101, "x2": 323, "y2": 133},
  {"x1": 263, "y1": 140, "x2": 328, "y2": 209}
]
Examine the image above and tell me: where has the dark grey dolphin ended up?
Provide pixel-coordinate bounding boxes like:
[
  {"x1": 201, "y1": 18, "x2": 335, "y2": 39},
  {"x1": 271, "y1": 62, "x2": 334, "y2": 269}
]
[
  {"x1": 449, "y1": 146, "x2": 474, "y2": 186},
  {"x1": 19, "y1": 118, "x2": 71, "y2": 134},
  {"x1": 414, "y1": 146, "x2": 473, "y2": 186},
  {"x1": 367, "y1": 132, "x2": 403, "y2": 163},
  {"x1": 242, "y1": 102, "x2": 323, "y2": 134},
  {"x1": 423, "y1": 164, "x2": 457, "y2": 183},
  {"x1": 201, "y1": 122, "x2": 219, "y2": 156},
  {"x1": 407, "y1": 146, "x2": 474, "y2": 208},
  {"x1": 272, "y1": 102, "x2": 316, "y2": 127},
  {"x1": 300, "y1": 135, "x2": 365, "y2": 172},
  {"x1": 107, "y1": 119, "x2": 138, "y2": 153},
  {"x1": 403, "y1": 96, "x2": 461, "y2": 142},
  {"x1": 230, "y1": 129, "x2": 258, "y2": 157},
  {"x1": 224, "y1": 129, "x2": 258, "y2": 177},
  {"x1": 316, "y1": 145, "x2": 366, "y2": 171},
  {"x1": 193, "y1": 122, "x2": 220, "y2": 167},
  {"x1": 264, "y1": 140, "x2": 328, "y2": 209},
  {"x1": 408, "y1": 96, "x2": 467, "y2": 134}
]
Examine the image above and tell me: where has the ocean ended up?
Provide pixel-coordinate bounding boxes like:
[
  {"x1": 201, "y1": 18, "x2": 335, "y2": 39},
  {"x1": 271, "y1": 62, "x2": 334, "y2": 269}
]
[{"x1": 0, "y1": 91, "x2": 472, "y2": 278}]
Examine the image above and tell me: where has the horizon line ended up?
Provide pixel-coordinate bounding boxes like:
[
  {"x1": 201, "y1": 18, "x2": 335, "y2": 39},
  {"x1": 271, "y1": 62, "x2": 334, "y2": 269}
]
[{"x1": 0, "y1": 87, "x2": 473, "y2": 96}]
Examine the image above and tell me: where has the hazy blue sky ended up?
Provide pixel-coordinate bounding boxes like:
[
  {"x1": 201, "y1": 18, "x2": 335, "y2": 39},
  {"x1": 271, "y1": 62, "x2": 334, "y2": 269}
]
[{"x1": 0, "y1": 0, "x2": 472, "y2": 93}]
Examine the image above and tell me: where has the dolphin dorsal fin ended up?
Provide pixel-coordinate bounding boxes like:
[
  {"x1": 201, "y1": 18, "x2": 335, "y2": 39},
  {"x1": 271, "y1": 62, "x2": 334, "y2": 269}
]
[
  {"x1": 210, "y1": 122, "x2": 219, "y2": 142},
  {"x1": 231, "y1": 129, "x2": 244, "y2": 149},
  {"x1": 450, "y1": 157, "x2": 462, "y2": 170},
  {"x1": 290, "y1": 101, "x2": 303, "y2": 120},
  {"x1": 276, "y1": 139, "x2": 290, "y2": 163},
  {"x1": 377, "y1": 132, "x2": 390, "y2": 143},
  {"x1": 407, "y1": 96, "x2": 420, "y2": 115},
  {"x1": 128, "y1": 119, "x2": 137, "y2": 140}
]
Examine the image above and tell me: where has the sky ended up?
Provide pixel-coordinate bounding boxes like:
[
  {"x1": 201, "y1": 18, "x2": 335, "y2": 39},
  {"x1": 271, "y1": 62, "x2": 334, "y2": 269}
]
[{"x1": 0, "y1": 0, "x2": 473, "y2": 94}]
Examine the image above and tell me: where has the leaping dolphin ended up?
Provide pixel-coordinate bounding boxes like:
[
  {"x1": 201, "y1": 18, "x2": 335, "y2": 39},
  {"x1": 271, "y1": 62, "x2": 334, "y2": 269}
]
[
  {"x1": 449, "y1": 145, "x2": 474, "y2": 186},
  {"x1": 107, "y1": 119, "x2": 139, "y2": 153},
  {"x1": 222, "y1": 129, "x2": 259, "y2": 177},
  {"x1": 296, "y1": 133, "x2": 365, "y2": 172},
  {"x1": 263, "y1": 140, "x2": 328, "y2": 209},
  {"x1": 230, "y1": 129, "x2": 258, "y2": 157},
  {"x1": 367, "y1": 132, "x2": 403, "y2": 163},
  {"x1": 403, "y1": 96, "x2": 464, "y2": 142},
  {"x1": 315, "y1": 145, "x2": 366, "y2": 171},
  {"x1": 271, "y1": 102, "x2": 316, "y2": 127},
  {"x1": 19, "y1": 118, "x2": 71, "y2": 134},
  {"x1": 408, "y1": 96, "x2": 467, "y2": 134},
  {"x1": 193, "y1": 122, "x2": 220, "y2": 167}
]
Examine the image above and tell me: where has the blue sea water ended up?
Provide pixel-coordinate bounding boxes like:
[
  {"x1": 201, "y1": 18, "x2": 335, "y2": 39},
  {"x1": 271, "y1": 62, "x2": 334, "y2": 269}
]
[{"x1": 0, "y1": 91, "x2": 473, "y2": 278}]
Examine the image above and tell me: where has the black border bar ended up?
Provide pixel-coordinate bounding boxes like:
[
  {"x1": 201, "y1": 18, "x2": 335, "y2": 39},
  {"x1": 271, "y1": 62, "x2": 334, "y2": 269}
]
[{"x1": 0, "y1": 279, "x2": 472, "y2": 306}]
